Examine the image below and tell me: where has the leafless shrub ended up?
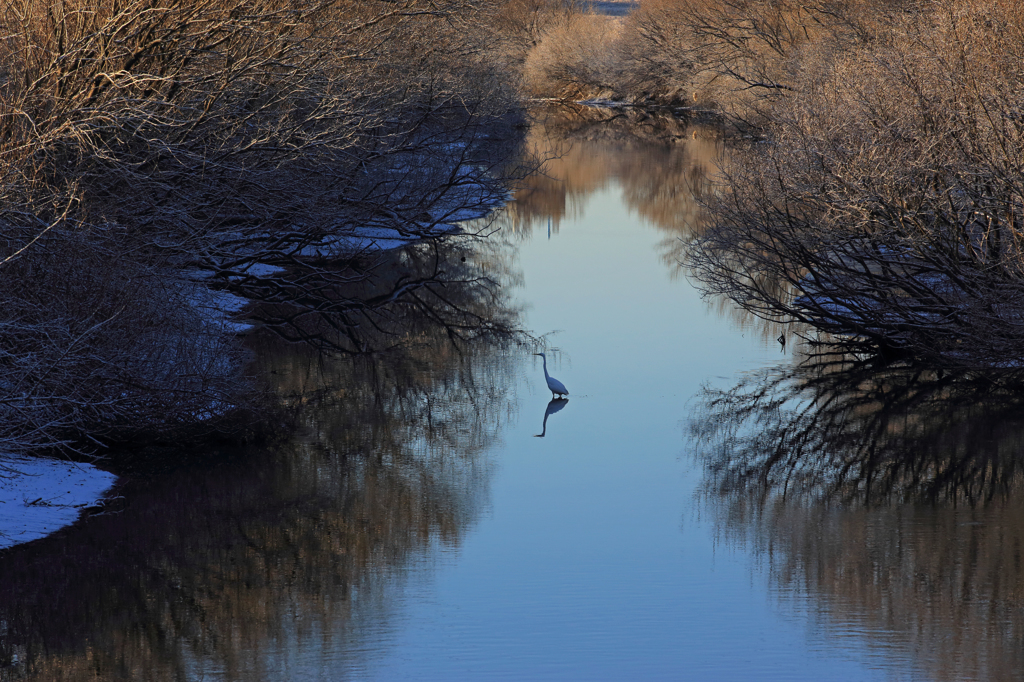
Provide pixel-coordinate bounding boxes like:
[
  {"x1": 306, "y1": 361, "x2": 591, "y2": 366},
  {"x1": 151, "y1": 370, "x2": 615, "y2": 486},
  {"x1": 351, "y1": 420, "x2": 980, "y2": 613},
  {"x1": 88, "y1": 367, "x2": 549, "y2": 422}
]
[
  {"x1": 0, "y1": 0, "x2": 528, "y2": 453},
  {"x1": 603, "y1": 0, "x2": 912, "y2": 114},
  {"x1": 0, "y1": 226, "x2": 255, "y2": 454},
  {"x1": 614, "y1": 0, "x2": 700, "y2": 103},
  {"x1": 522, "y1": 12, "x2": 622, "y2": 99},
  {"x1": 687, "y1": 1, "x2": 1024, "y2": 368},
  {"x1": 489, "y1": 0, "x2": 588, "y2": 72},
  {"x1": 2, "y1": 0, "x2": 521, "y2": 248}
]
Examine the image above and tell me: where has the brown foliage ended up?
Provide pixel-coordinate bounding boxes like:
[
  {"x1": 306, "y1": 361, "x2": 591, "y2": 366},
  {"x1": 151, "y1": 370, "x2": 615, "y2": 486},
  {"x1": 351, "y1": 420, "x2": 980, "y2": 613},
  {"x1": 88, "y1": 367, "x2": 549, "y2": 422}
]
[
  {"x1": 687, "y1": 0, "x2": 1024, "y2": 367},
  {"x1": 490, "y1": 0, "x2": 588, "y2": 67},
  {"x1": 0, "y1": 0, "x2": 517, "y2": 241},
  {"x1": 0, "y1": 0, "x2": 527, "y2": 452},
  {"x1": 521, "y1": 12, "x2": 621, "y2": 99}
]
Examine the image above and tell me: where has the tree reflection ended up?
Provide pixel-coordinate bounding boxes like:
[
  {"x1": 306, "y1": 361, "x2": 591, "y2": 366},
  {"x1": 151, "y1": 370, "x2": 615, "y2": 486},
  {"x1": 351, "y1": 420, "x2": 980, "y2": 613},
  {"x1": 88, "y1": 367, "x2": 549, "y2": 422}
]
[
  {"x1": 243, "y1": 229, "x2": 525, "y2": 355},
  {"x1": 493, "y1": 105, "x2": 722, "y2": 248},
  {"x1": 692, "y1": 357, "x2": 1024, "y2": 681},
  {"x1": 694, "y1": 355, "x2": 1024, "y2": 506},
  {"x1": 489, "y1": 105, "x2": 793, "y2": 346},
  {"x1": 0, "y1": 241, "x2": 523, "y2": 680}
]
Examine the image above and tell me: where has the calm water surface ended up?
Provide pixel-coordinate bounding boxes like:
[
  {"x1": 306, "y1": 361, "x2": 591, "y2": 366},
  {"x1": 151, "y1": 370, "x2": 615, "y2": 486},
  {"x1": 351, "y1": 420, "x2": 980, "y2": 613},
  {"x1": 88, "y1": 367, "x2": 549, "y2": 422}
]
[{"x1": 1, "y1": 109, "x2": 1021, "y2": 681}]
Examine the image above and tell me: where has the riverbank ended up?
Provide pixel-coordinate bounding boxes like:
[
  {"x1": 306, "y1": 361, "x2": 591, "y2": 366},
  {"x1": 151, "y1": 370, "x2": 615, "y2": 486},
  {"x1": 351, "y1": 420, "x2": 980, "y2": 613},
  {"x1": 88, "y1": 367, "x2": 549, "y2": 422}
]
[
  {"x1": 0, "y1": 1, "x2": 532, "y2": 462},
  {"x1": 524, "y1": 1, "x2": 1024, "y2": 367}
]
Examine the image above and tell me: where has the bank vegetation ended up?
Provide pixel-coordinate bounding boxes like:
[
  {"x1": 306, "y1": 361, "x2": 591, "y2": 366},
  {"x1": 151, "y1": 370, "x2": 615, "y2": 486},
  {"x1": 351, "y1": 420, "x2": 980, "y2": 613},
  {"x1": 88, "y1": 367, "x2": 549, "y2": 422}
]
[
  {"x1": 519, "y1": 0, "x2": 1024, "y2": 369},
  {"x1": 522, "y1": 0, "x2": 1024, "y2": 369},
  {"x1": 681, "y1": 0, "x2": 1024, "y2": 368},
  {"x1": 0, "y1": 0, "x2": 554, "y2": 456},
  {"x1": 6, "y1": 0, "x2": 1023, "y2": 456}
]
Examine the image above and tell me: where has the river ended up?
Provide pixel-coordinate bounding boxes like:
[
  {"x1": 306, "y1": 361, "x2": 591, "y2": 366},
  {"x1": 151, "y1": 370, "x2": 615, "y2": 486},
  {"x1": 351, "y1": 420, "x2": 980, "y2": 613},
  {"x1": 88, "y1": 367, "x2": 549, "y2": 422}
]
[{"x1": 0, "y1": 107, "x2": 1020, "y2": 681}]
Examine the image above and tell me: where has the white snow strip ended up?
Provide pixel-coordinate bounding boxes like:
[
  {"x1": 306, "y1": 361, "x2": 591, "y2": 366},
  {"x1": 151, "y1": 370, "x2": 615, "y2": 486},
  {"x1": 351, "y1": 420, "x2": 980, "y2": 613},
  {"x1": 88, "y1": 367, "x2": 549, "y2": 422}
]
[
  {"x1": 240, "y1": 262, "x2": 286, "y2": 277},
  {"x1": 0, "y1": 456, "x2": 117, "y2": 550},
  {"x1": 185, "y1": 284, "x2": 253, "y2": 333}
]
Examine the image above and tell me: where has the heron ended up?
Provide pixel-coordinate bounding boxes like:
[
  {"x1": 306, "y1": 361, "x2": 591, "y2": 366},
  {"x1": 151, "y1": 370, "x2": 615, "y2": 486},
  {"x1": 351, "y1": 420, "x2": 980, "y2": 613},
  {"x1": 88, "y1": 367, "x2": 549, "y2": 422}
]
[{"x1": 533, "y1": 352, "x2": 568, "y2": 399}]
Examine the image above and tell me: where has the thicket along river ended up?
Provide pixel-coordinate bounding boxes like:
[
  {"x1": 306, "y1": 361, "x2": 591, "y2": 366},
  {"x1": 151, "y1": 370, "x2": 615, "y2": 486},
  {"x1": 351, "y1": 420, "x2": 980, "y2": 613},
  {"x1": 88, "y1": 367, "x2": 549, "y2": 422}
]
[{"x1": 2, "y1": 107, "x2": 1023, "y2": 681}]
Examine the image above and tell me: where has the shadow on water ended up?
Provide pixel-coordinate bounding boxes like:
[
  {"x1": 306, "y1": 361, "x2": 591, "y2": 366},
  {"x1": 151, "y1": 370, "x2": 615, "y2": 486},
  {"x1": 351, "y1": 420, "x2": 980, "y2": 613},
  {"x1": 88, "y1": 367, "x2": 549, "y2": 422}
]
[
  {"x1": 690, "y1": 354, "x2": 1024, "y2": 681},
  {"x1": 534, "y1": 398, "x2": 569, "y2": 438},
  {"x1": 0, "y1": 238, "x2": 525, "y2": 680}
]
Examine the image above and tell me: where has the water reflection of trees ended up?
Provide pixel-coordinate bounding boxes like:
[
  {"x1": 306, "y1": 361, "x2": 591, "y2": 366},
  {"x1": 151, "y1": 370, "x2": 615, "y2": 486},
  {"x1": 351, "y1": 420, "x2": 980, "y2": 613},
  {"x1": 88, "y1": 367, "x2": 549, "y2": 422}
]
[
  {"x1": 496, "y1": 105, "x2": 722, "y2": 246},
  {"x1": 0, "y1": 242, "x2": 522, "y2": 680},
  {"x1": 694, "y1": 356, "x2": 1024, "y2": 505},
  {"x1": 244, "y1": 222, "x2": 524, "y2": 355},
  {"x1": 692, "y1": 356, "x2": 1024, "y2": 681},
  {"x1": 497, "y1": 104, "x2": 792, "y2": 344}
]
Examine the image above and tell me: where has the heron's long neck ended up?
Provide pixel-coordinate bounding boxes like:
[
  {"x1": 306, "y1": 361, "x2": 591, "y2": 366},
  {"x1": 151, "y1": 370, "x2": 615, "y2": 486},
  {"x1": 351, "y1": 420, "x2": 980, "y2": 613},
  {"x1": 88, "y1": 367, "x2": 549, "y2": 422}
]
[{"x1": 542, "y1": 356, "x2": 550, "y2": 379}]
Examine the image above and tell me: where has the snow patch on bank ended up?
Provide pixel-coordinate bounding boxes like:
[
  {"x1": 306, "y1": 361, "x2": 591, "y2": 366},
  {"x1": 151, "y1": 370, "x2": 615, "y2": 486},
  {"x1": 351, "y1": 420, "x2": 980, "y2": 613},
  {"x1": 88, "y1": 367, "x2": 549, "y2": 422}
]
[
  {"x1": 184, "y1": 281, "x2": 253, "y2": 334},
  {"x1": 178, "y1": 158, "x2": 511, "y2": 333},
  {"x1": 0, "y1": 456, "x2": 117, "y2": 550}
]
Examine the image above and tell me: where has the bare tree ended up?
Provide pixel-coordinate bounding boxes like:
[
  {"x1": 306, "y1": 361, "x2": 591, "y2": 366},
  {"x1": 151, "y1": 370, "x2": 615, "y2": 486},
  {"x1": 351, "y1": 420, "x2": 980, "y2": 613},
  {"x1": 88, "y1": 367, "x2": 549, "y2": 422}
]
[
  {"x1": 0, "y1": 0, "x2": 530, "y2": 454},
  {"x1": 489, "y1": 0, "x2": 587, "y2": 69},
  {"x1": 686, "y1": 1, "x2": 1024, "y2": 368}
]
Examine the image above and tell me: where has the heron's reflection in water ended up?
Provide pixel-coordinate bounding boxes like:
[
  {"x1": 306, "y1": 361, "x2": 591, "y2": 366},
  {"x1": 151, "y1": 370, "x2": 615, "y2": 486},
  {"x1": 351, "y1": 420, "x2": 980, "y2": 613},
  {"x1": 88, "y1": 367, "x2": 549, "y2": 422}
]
[{"x1": 535, "y1": 398, "x2": 569, "y2": 437}]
